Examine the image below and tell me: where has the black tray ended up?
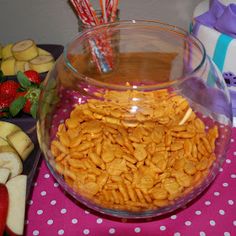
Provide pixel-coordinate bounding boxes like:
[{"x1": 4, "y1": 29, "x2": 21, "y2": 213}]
[{"x1": 1, "y1": 44, "x2": 64, "y2": 197}]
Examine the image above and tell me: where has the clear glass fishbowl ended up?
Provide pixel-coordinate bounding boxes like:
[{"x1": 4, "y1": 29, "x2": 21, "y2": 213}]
[{"x1": 37, "y1": 20, "x2": 232, "y2": 219}]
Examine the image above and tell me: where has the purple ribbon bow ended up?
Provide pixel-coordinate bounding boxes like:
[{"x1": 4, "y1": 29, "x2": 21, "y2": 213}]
[{"x1": 195, "y1": 0, "x2": 236, "y2": 38}]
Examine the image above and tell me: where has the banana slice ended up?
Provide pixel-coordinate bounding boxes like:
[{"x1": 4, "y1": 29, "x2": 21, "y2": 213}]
[
  {"x1": 1, "y1": 57, "x2": 16, "y2": 76},
  {"x1": 12, "y1": 39, "x2": 38, "y2": 61},
  {"x1": 29, "y1": 55, "x2": 54, "y2": 73},
  {"x1": 0, "y1": 145, "x2": 23, "y2": 179},
  {"x1": 7, "y1": 130, "x2": 34, "y2": 161},
  {"x1": 0, "y1": 121, "x2": 21, "y2": 139},
  {"x1": 15, "y1": 60, "x2": 27, "y2": 73},
  {"x1": 2, "y1": 43, "x2": 13, "y2": 60},
  {"x1": 37, "y1": 47, "x2": 52, "y2": 56}
]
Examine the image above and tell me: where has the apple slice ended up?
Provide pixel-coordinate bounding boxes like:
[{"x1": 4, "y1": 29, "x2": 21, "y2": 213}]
[
  {"x1": 7, "y1": 130, "x2": 34, "y2": 161},
  {"x1": 0, "y1": 183, "x2": 9, "y2": 236},
  {"x1": 6, "y1": 175, "x2": 27, "y2": 236},
  {"x1": 0, "y1": 146, "x2": 23, "y2": 178},
  {"x1": 0, "y1": 168, "x2": 10, "y2": 184}
]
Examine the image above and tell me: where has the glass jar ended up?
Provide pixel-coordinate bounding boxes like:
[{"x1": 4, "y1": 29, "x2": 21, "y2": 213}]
[{"x1": 37, "y1": 20, "x2": 232, "y2": 219}]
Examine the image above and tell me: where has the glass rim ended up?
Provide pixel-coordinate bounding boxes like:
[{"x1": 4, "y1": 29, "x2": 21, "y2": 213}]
[{"x1": 64, "y1": 19, "x2": 206, "y2": 90}]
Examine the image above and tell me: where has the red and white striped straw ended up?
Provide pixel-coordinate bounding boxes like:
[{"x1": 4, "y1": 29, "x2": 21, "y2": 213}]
[
  {"x1": 110, "y1": 0, "x2": 119, "y2": 22},
  {"x1": 100, "y1": 0, "x2": 108, "y2": 23},
  {"x1": 83, "y1": 0, "x2": 100, "y2": 25}
]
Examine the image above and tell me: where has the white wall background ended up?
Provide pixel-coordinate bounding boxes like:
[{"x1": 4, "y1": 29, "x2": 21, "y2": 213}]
[{"x1": 0, "y1": 0, "x2": 202, "y2": 46}]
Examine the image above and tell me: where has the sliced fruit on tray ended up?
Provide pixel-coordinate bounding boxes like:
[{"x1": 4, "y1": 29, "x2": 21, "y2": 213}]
[
  {"x1": 0, "y1": 120, "x2": 34, "y2": 160},
  {"x1": 5, "y1": 175, "x2": 27, "y2": 236},
  {"x1": 0, "y1": 39, "x2": 55, "y2": 76}
]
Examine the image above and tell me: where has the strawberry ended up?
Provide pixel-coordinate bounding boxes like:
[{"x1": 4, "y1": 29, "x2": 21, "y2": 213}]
[
  {"x1": 0, "y1": 80, "x2": 20, "y2": 99},
  {"x1": 0, "y1": 95, "x2": 12, "y2": 117},
  {"x1": 0, "y1": 96, "x2": 12, "y2": 110},
  {"x1": 9, "y1": 71, "x2": 42, "y2": 118},
  {"x1": 24, "y1": 70, "x2": 41, "y2": 84}
]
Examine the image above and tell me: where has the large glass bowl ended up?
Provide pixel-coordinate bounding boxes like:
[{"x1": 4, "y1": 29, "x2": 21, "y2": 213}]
[{"x1": 37, "y1": 20, "x2": 232, "y2": 219}]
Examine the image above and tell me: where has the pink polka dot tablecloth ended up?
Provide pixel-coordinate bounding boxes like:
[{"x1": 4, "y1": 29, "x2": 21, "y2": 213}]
[{"x1": 25, "y1": 129, "x2": 236, "y2": 236}]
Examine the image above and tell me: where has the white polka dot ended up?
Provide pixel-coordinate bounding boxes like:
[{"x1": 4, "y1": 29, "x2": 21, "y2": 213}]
[
  {"x1": 219, "y1": 209, "x2": 225, "y2": 215},
  {"x1": 44, "y1": 174, "x2": 50, "y2": 178},
  {"x1": 199, "y1": 232, "x2": 206, "y2": 236},
  {"x1": 54, "y1": 182, "x2": 59, "y2": 187},
  {"x1": 185, "y1": 221, "x2": 192, "y2": 226},
  {"x1": 63, "y1": 109, "x2": 67, "y2": 112},
  {"x1": 58, "y1": 229, "x2": 64, "y2": 235},
  {"x1": 47, "y1": 219, "x2": 53, "y2": 225},
  {"x1": 231, "y1": 138, "x2": 234, "y2": 143},
  {"x1": 205, "y1": 200, "x2": 211, "y2": 206},
  {"x1": 28, "y1": 200, "x2": 33, "y2": 205},
  {"x1": 195, "y1": 210, "x2": 202, "y2": 215},
  {"x1": 60, "y1": 120, "x2": 64, "y2": 124},
  {"x1": 61, "y1": 208, "x2": 67, "y2": 214},
  {"x1": 224, "y1": 232, "x2": 231, "y2": 236},
  {"x1": 34, "y1": 182, "x2": 38, "y2": 186},
  {"x1": 40, "y1": 191, "x2": 47, "y2": 196},
  {"x1": 33, "y1": 230, "x2": 39, "y2": 235},
  {"x1": 83, "y1": 229, "x2": 90, "y2": 235},
  {"x1": 210, "y1": 220, "x2": 216, "y2": 226},
  {"x1": 174, "y1": 233, "x2": 181, "y2": 236},
  {"x1": 170, "y1": 215, "x2": 177, "y2": 220},
  {"x1": 96, "y1": 218, "x2": 103, "y2": 224},
  {"x1": 233, "y1": 220, "x2": 236, "y2": 226},
  {"x1": 72, "y1": 218, "x2": 78, "y2": 224},
  {"x1": 109, "y1": 228, "x2": 116, "y2": 234},
  {"x1": 134, "y1": 227, "x2": 141, "y2": 233},
  {"x1": 226, "y1": 159, "x2": 231, "y2": 164},
  {"x1": 84, "y1": 210, "x2": 90, "y2": 214},
  {"x1": 223, "y1": 182, "x2": 229, "y2": 187},
  {"x1": 228, "y1": 200, "x2": 234, "y2": 205},
  {"x1": 219, "y1": 167, "x2": 224, "y2": 172},
  {"x1": 231, "y1": 174, "x2": 236, "y2": 179},
  {"x1": 50, "y1": 200, "x2": 56, "y2": 205},
  {"x1": 25, "y1": 220, "x2": 29, "y2": 225},
  {"x1": 214, "y1": 191, "x2": 220, "y2": 196},
  {"x1": 37, "y1": 210, "x2": 43, "y2": 215},
  {"x1": 160, "y1": 226, "x2": 166, "y2": 231}
]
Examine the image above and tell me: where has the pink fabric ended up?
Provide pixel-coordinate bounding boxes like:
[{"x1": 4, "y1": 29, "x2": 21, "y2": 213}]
[{"x1": 25, "y1": 129, "x2": 236, "y2": 236}]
